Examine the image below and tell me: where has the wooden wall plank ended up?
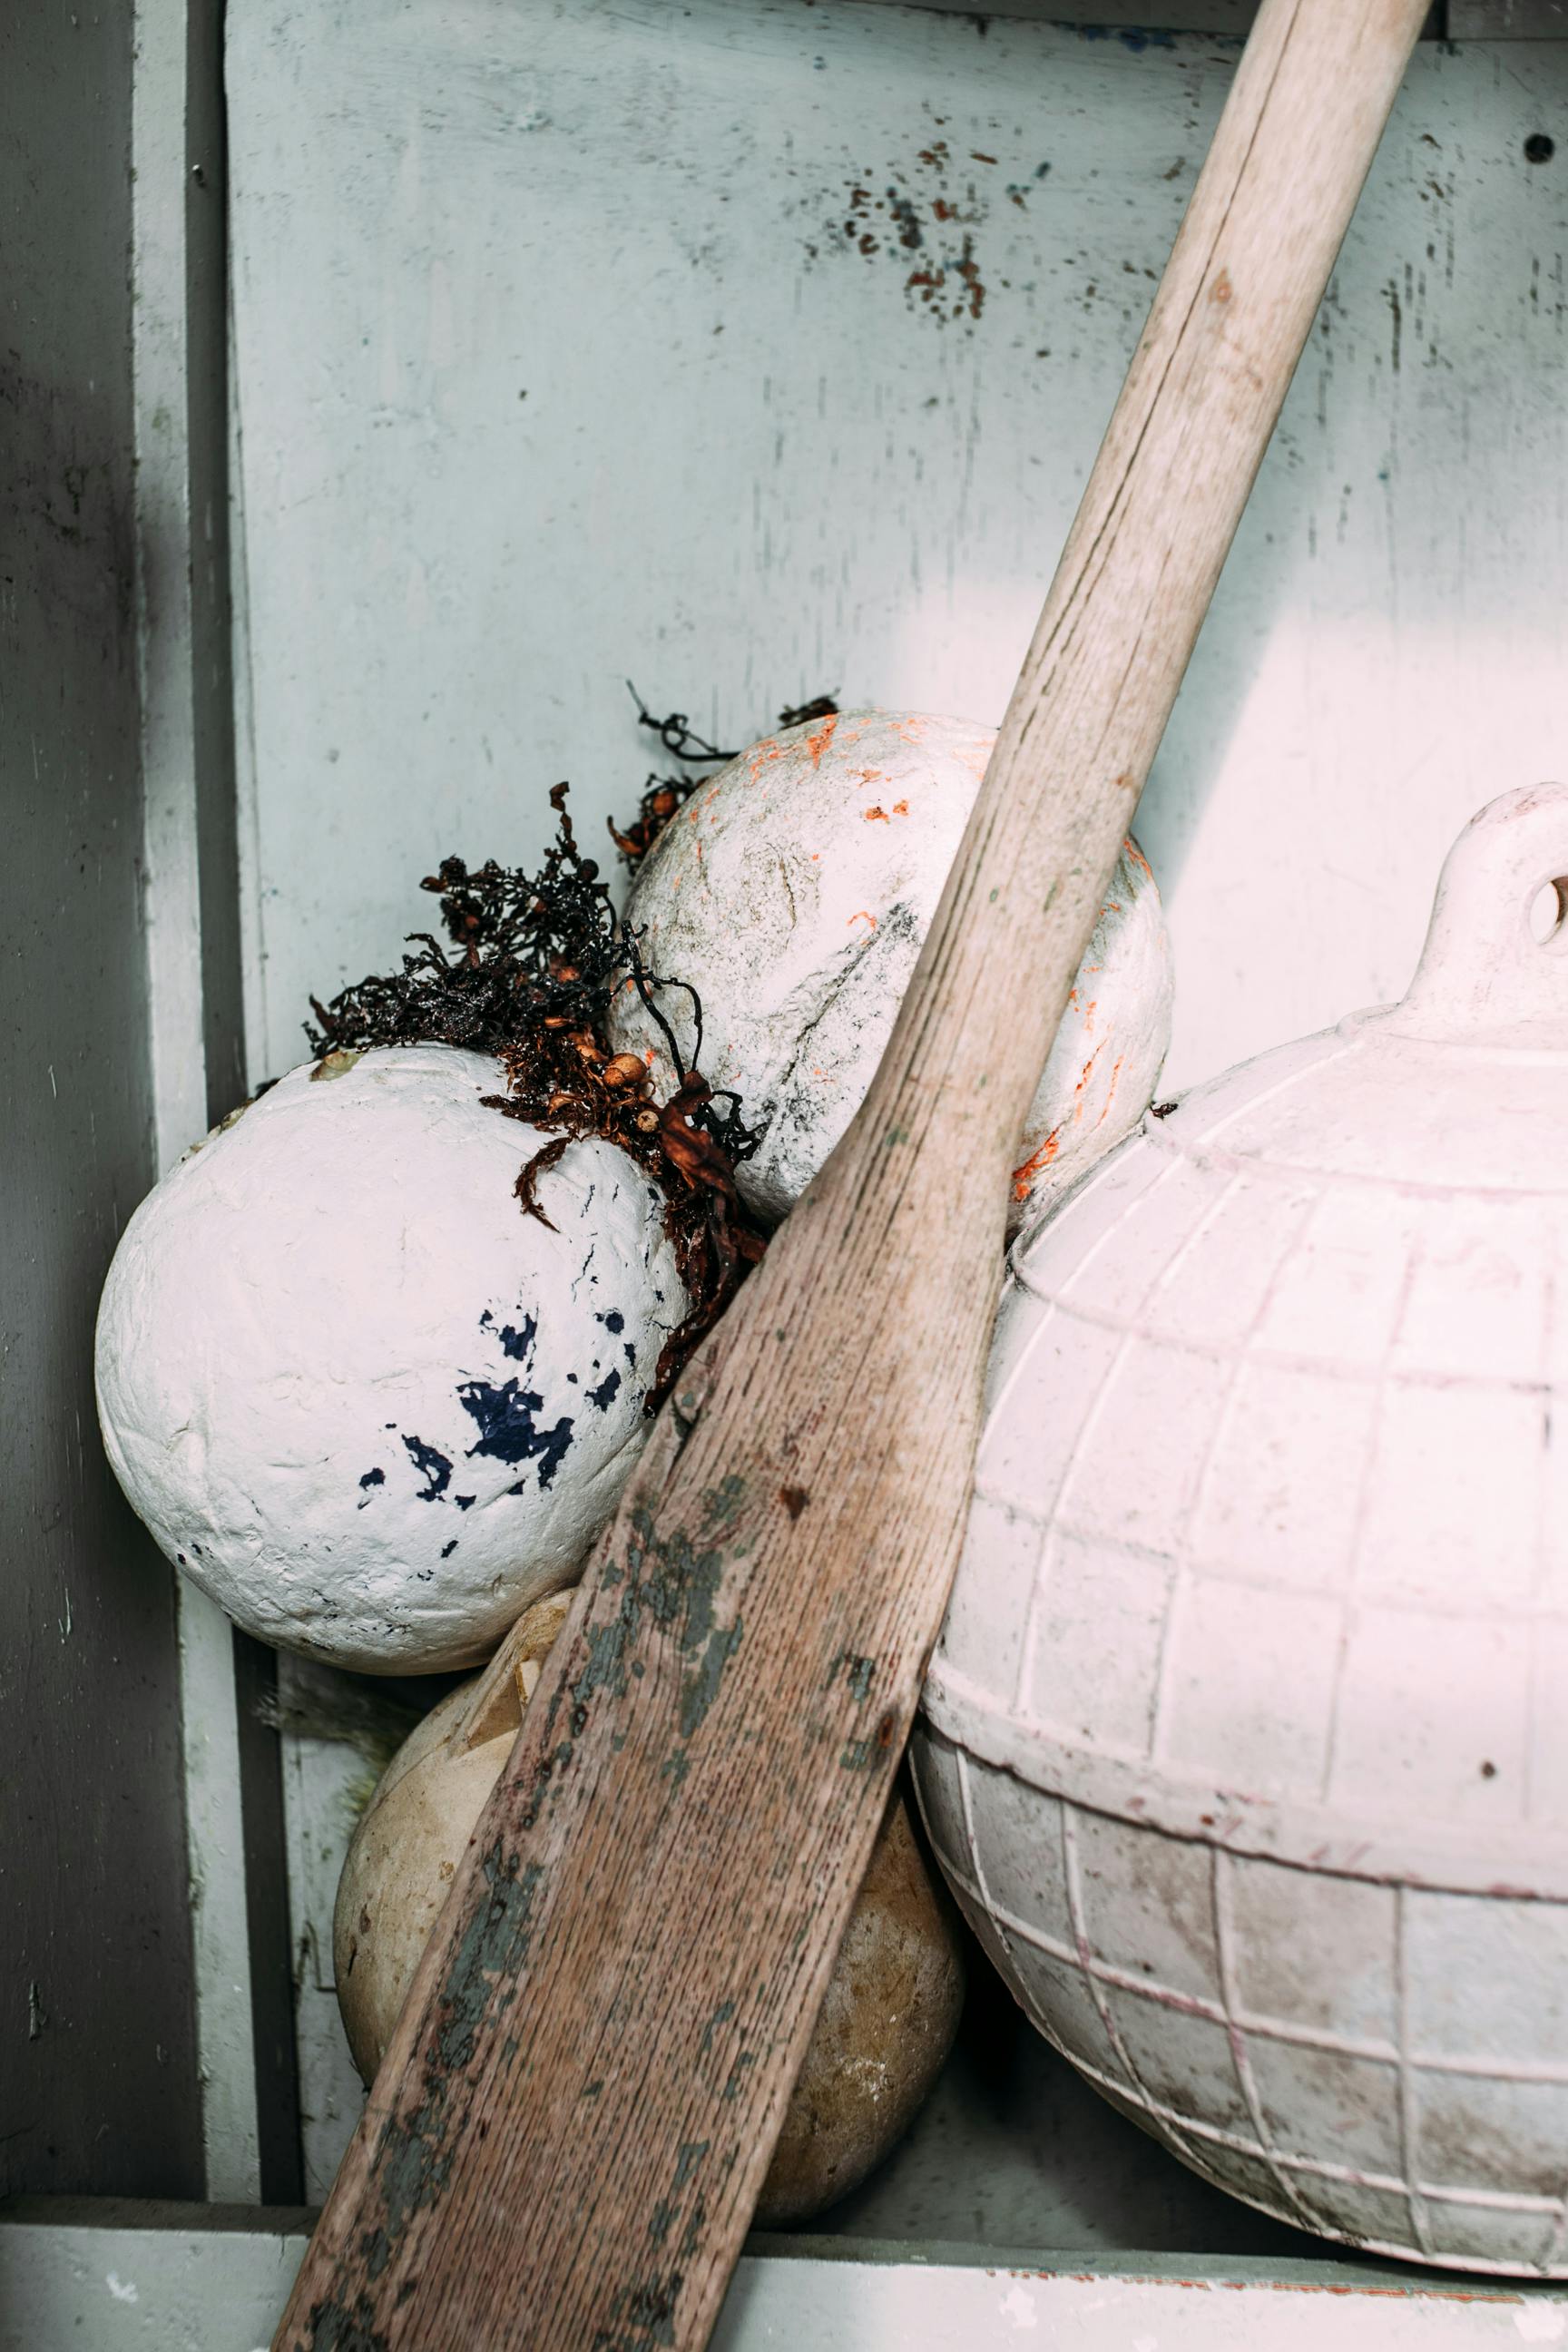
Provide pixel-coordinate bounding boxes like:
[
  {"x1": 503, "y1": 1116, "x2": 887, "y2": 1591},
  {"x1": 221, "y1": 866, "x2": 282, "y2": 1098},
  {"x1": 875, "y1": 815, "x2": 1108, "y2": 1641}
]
[{"x1": 0, "y1": 0, "x2": 204, "y2": 2200}]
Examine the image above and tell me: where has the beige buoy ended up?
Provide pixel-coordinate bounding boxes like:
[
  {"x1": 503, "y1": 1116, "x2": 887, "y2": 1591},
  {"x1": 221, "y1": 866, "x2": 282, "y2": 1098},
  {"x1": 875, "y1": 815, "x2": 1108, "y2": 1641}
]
[
  {"x1": 334, "y1": 1593, "x2": 965, "y2": 2224},
  {"x1": 750, "y1": 1787, "x2": 965, "y2": 2228}
]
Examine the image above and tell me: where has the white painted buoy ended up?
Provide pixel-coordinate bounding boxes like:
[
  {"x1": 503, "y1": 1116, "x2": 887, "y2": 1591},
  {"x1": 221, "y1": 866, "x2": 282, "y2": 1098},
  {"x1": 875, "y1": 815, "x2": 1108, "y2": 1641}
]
[
  {"x1": 334, "y1": 1593, "x2": 966, "y2": 2225},
  {"x1": 607, "y1": 710, "x2": 1173, "y2": 1228},
  {"x1": 916, "y1": 786, "x2": 1568, "y2": 2276},
  {"x1": 95, "y1": 1044, "x2": 687, "y2": 1672}
]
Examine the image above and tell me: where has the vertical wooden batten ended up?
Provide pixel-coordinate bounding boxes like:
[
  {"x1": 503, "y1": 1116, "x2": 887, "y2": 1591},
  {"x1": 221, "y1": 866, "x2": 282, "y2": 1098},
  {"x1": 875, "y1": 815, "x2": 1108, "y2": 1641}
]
[
  {"x1": 130, "y1": 0, "x2": 304, "y2": 2203},
  {"x1": 0, "y1": 0, "x2": 204, "y2": 2200}
]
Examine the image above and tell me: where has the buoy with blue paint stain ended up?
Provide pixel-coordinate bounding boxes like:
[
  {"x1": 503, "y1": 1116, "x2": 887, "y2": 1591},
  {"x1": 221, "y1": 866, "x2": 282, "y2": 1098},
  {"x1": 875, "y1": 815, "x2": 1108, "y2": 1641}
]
[{"x1": 94, "y1": 1043, "x2": 687, "y2": 1671}]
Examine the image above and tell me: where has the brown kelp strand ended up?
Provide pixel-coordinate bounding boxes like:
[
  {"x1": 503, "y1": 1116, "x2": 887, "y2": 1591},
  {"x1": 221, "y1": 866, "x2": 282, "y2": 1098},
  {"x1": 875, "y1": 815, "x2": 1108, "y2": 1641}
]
[{"x1": 608, "y1": 689, "x2": 839, "y2": 867}]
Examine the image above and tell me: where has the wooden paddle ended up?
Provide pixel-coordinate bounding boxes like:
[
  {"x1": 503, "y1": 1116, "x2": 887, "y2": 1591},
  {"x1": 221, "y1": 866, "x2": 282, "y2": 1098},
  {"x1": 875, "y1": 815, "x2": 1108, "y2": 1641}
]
[{"x1": 277, "y1": 4, "x2": 1426, "y2": 2341}]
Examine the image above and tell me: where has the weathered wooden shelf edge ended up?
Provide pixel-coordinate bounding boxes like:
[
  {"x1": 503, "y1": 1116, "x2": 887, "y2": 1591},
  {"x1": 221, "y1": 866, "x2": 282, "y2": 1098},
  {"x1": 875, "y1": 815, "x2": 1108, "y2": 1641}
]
[
  {"x1": 5, "y1": 2200, "x2": 1568, "y2": 2351},
  {"x1": 844, "y1": 0, "x2": 1566, "y2": 41}
]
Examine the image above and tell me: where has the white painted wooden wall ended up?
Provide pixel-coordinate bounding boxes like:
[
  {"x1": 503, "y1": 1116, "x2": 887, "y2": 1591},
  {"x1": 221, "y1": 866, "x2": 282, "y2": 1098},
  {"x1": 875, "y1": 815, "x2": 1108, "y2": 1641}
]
[{"x1": 226, "y1": 0, "x2": 1568, "y2": 2202}]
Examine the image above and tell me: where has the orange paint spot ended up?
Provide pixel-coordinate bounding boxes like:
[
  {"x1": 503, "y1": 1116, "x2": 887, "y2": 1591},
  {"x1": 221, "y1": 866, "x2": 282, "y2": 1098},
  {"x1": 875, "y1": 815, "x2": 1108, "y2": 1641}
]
[
  {"x1": 804, "y1": 713, "x2": 838, "y2": 769},
  {"x1": 1012, "y1": 1127, "x2": 1063, "y2": 1200},
  {"x1": 1123, "y1": 838, "x2": 1152, "y2": 879},
  {"x1": 891, "y1": 799, "x2": 908, "y2": 815},
  {"x1": 810, "y1": 852, "x2": 821, "y2": 862},
  {"x1": 863, "y1": 805, "x2": 890, "y2": 823},
  {"x1": 848, "y1": 910, "x2": 877, "y2": 932},
  {"x1": 746, "y1": 736, "x2": 789, "y2": 781}
]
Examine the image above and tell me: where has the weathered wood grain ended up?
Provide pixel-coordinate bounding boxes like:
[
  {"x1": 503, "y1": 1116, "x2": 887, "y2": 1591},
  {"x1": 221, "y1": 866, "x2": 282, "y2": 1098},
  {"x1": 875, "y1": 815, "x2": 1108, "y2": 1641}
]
[{"x1": 274, "y1": 3, "x2": 1427, "y2": 2342}]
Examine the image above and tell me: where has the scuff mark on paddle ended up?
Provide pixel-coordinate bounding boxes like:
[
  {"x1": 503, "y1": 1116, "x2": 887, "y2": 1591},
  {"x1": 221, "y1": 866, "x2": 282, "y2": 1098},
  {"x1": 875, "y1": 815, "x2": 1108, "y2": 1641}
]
[
  {"x1": 561, "y1": 1503, "x2": 745, "y2": 1745},
  {"x1": 827, "y1": 1650, "x2": 877, "y2": 1702},
  {"x1": 305, "y1": 1845, "x2": 545, "y2": 2339}
]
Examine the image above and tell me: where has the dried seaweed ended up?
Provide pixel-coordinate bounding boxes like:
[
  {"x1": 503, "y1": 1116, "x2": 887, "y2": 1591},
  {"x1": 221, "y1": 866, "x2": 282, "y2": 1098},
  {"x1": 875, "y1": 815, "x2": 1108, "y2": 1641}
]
[
  {"x1": 306, "y1": 783, "x2": 765, "y2": 1408},
  {"x1": 608, "y1": 686, "x2": 839, "y2": 867}
]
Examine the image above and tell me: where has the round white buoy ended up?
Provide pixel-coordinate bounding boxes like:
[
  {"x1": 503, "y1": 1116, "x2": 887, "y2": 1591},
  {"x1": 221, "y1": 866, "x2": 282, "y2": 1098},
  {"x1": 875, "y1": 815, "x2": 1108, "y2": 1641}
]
[
  {"x1": 95, "y1": 1044, "x2": 687, "y2": 1672},
  {"x1": 607, "y1": 710, "x2": 1173, "y2": 1228},
  {"x1": 916, "y1": 787, "x2": 1568, "y2": 2277}
]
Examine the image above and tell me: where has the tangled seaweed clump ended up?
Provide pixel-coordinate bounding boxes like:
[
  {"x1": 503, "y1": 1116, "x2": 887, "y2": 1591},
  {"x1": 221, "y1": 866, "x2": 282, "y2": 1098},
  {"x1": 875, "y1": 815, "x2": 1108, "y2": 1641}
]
[
  {"x1": 308, "y1": 700, "x2": 837, "y2": 1401},
  {"x1": 304, "y1": 773, "x2": 775, "y2": 1408}
]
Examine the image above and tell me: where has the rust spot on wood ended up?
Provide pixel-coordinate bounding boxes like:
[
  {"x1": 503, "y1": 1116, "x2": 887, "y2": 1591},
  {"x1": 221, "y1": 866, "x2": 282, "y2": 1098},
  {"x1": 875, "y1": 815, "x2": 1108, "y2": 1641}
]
[{"x1": 779, "y1": 1485, "x2": 809, "y2": 1519}]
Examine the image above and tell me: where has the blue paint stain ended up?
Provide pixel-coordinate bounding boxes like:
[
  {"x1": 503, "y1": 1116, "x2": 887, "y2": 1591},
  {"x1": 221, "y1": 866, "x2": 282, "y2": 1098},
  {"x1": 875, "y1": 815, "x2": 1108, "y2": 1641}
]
[
  {"x1": 358, "y1": 1467, "x2": 386, "y2": 1491},
  {"x1": 598, "y1": 1309, "x2": 625, "y2": 1335},
  {"x1": 456, "y1": 1494, "x2": 476, "y2": 1511},
  {"x1": 587, "y1": 1366, "x2": 622, "y2": 1412},
  {"x1": 480, "y1": 1308, "x2": 537, "y2": 1363},
  {"x1": 402, "y1": 1434, "x2": 453, "y2": 1502},
  {"x1": 457, "y1": 1378, "x2": 573, "y2": 1489},
  {"x1": 441, "y1": 1539, "x2": 458, "y2": 1559}
]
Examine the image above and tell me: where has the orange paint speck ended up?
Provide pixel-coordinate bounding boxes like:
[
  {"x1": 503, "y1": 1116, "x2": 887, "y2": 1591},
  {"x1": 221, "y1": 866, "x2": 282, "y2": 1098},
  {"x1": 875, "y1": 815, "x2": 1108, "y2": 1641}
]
[
  {"x1": 848, "y1": 910, "x2": 877, "y2": 932},
  {"x1": 891, "y1": 799, "x2": 908, "y2": 816},
  {"x1": 863, "y1": 805, "x2": 890, "y2": 823},
  {"x1": 746, "y1": 736, "x2": 789, "y2": 781},
  {"x1": 804, "y1": 713, "x2": 838, "y2": 769},
  {"x1": 1012, "y1": 1127, "x2": 1063, "y2": 1200}
]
